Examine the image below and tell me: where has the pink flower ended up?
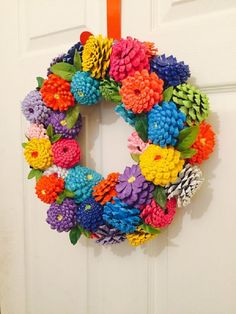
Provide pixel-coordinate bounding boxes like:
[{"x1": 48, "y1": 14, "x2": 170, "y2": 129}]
[
  {"x1": 26, "y1": 124, "x2": 48, "y2": 140},
  {"x1": 128, "y1": 131, "x2": 149, "y2": 155},
  {"x1": 52, "y1": 139, "x2": 80, "y2": 169},
  {"x1": 140, "y1": 198, "x2": 176, "y2": 228}
]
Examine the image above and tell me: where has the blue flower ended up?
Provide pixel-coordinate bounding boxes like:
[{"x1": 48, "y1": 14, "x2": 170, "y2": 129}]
[
  {"x1": 115, "y1": 103, "x2": 136, "y2": 126},
  {"x1": 103, "y1": 198, "x2": 141, "y2": 233},
  {"x1": 63, "y1": 42, "x2": 83, "y2": 64},
  {"x1": 77, "y1": 197, "x2": 104, "y2": 232},
  {"x1": 151, "y1": 54, "x2": 190, "y2": 87},
  {"x1": 65, "y1": 166, "x2": 103, "y2": 204},
  {"x1": 148, "y1": 102, "x2": 186, "y2": 147},
  {"x1": 71, "y1": 72, "x2": 100, "y2": 105}
]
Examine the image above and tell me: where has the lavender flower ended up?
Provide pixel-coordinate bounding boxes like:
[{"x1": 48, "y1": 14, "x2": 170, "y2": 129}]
[{"x1": 96, "y1": 225, "x2": 126, "y2": 245}]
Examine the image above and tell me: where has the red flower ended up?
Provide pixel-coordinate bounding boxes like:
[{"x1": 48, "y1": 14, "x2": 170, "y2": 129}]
[{"x1": 35, "y1": 174, "x2": 64, "y2": 204}]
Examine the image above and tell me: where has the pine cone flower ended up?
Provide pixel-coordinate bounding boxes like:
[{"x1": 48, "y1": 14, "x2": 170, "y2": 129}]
[
  {"x1": 24, "y1": 138, "x2": 53, "y2": 170},
  {"x1": 100, "y1": 78, "x2": 121, "y2": 103},
  {"x1": 114, "y1": 103, "x2": 136, "y2": 126},
  {"x1": 52, "y1": 139, "x2": 80, "y2": 169},
  {"x1": 82, "y1": 34, "x2": 113, "y2": 79},
  {"x1": 35, "y1": 174, "x2": 64, "y2": 204},
  {"x1": 172, "y1": 83, "x2": 209, "y2": 126},
  {"x1": 189, "y1": 121, "x2": 215, "y2": 165},
  {"x1": 46, "y1": 198, "x2": 77, "y2": 232},
  {"x1": 143, "y1": 41, "x2": 158, "y2": 58},
  {"x1": 120, "y1": 70, "x2": 164, "y2": 114},
  {"x1": 76, "y1": 197, "x2": 104, "y2": 232},
  {"x1": 127, "y1": 131, "x2": 149, "y2": 155},
  {"x1": 26, "y1": 124, "x2": 48, "y2": 140},
  {"x1": 93, "y1": 172, "x2": 119, "y2": 205},
  {"x1": 70, "y1": 72, "x2": 100, "y2": 105},
  {"x1": 165, "y1": 163, "x2": 204, "y2": 207},
  {"x1": 151, "y1": 54, "x2": 190, "y2": 87},
  {"x1": 139, "y1": 144, "x2": 184, "y2": 186},
  {"x1": 46, "y1": 111, "x2": 82, "y2": 139},
  {"x1": 109, "y1": 37, "x2": 150, "y2": 82},
  {"x1": 126, "y1": 227, "x2": 158, "y2": 246},
  {"x1": 21, "y1": 90, "x2": 51, "y2": 124},
  {"x1": 47, "y1": 53, "x2": 65, "y2": 76},
  {"x1": 95, "y1": 224, "x2": 126, "y2": 245},
  {"x1": 63, "y1": 42, "x2": 83, "y2": 64},
  {"x1": 65, "y1": 165, "x2": 103, "y2": 203},
  {"x1": 40, "y1": 74, "x2": 75, "y2": 111},
  {"x1": 44, "y1": 165, "x2": 68, "y2": 179},
  {"x1": 140, "y1": 198, "x2": 177, "y2": 228},
  {"x1": 116, "y1": 165, "x2": 154, "y2": 207},
  {"x1": 147, "y1": 102, "x2": 186, "y2": 147},
  {"x1": 103, "y1": 197, "x2": 141, "y2": 233}
]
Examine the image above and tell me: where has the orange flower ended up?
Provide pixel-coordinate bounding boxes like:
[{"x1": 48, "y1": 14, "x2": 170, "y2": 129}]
[
  {"x1": 40, "y1": 74, "x2": 75, "y2": 111},
  {"x1": 120, "y1": 69, "x2": 164, "y2": 114},
  {"x1": 35, "y1": 174, "x2": 64, "y2": 204},
  {"x1": 93, "y1": 172, "x2": 119, "y2": 205},
  {"x1": 189, "y1": 121, "x2": 215, "y2": 165},
  {"x1": 143, "y1": 41, "x2": 158, "y2": 58}
]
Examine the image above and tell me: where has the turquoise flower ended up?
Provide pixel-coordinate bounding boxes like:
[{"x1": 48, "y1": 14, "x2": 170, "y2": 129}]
[
  {"x1": 70, "y1": 72, "x2": 100, "y2": 105},
  {"x1": 115, "y1": 103, "x2": 136, "y2": 126}
]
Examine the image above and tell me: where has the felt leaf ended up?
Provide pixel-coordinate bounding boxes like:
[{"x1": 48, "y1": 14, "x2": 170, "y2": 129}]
[
  {"x1": 177, "y1": 126, "x2": 199, "y2": 151},
  {"x1": 50, "y1": 62, "x2": 76, "y2": 81},
  {"x1": 51, "y1": 134, "x2": 62, "y2": 143},
  {"x1": 79, "y1": 226, "x2": 91, "y2": 238},
  {"x1": 180, "y1": 148, "x2": 197, "y2": 159},
  {"x1": 135, "y1": 114, "x2": 148, "y2": 142},
  {"x1": 73, "y1": 49, "x2": 82, "y2": 71},
  {"x1": 130, "y1": 153, "x2": 140, "y2": 163},
  {"x1": 46, "y1": 124, "x2": 54, "y2": 138},
  {"x1": 56, "y1": 189, "x2": 75, "y2": 204},
  {"x1": 140, "y1": 224, "x2": 161, "y2": 235},
  {"x1": 22, "y1": 142, "x2": 27, "y2": 148},
  {"x1": 64, "y1": 189, "x2": 75, "y2": 198},
  {"x1": 36, "y1": 77, "x2": 44, "y2": 88},
  {"x1": 153, "y1": 186, "x2": 167, "y2": 209},
  {"x1": 28, "y1": 169, "x2": 43, "y2": 180},
  {"x1": 69, "y1": 227, "x2": 82, "y2": 245},
  {"x1": 66, "y1": 105, "x2": 80, "y2": 129},
  {"x1": 163, "y1": 86, "x2": 173, "y2": 102}
]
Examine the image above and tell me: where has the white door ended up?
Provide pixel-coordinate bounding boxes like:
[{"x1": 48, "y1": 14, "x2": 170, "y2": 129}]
[{"x1": 1, "y1": 0, "x2": 236, "y2": 314}]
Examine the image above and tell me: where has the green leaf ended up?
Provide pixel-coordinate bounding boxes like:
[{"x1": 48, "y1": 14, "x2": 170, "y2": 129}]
[
  {"x1": 28, "y1": 169, "x2": 43, "y2": 180},
  {"x1": 36, "y1": 77, "x2": 44, "y2": 88},
  {"x1": 135, "y1": 114, "x2": 148, "y2": 142},
  {"x1": 140, "y1": 224, "x2": 161, "y2": 235},
  {"x1": 51, "y1": 134, "x2": 62, "y2": 143},
  {"x1": 73, "y1": 49, "x2": 82, "y2": 71},
  {"x1": 69, "y1": 227, "x2": 82, "y2": 245},
  {"x1": 22, "y1": 142, "x2": 27, "y2": 148},
  {"x1": 163, "y1": 86, "x2": 173, "y2": 102},
  {"x1": 130, "y1": 153, "x2": 140, "y2": 163},
  {"x1": 180, "y1": 148, "x2": 197, "y2": 159},
  {"x1": 177, "y1": 126, "x2": 199, "y2": 151},
  {"x1": 66, "y1": 105, "x2": 80, "y2": 129},
  {"x1": 50, "y1": 62, "x2": 77, "y2": 81},
  {"x1": 79, "y1": 226, "x2": 91, "y2": 238},
  {"x1": 56, "y1": 189, "x2": 75, "y2": 204},
  {"x1": 153, "y1": 186, "x2": 167, "y2": 209},
  {"x1": 46, "y1": 124, "x2": 54, "y2": 138},
  {"x1": 64, "y1": 189, "x2": 75, "y2": 198}
]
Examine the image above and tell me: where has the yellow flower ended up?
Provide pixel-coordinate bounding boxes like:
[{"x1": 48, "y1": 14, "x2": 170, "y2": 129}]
[
  {"x1": 127, "y1": 227, "x2": 158, "y2": 246},
  {"x1": 82, "y1": 34, "x2": 113, "y2": 79},
  {"x1": 24, "y1": 138, "x2": 52, "y2": 170},
  {"x1": 139, "y1": 144, "x2": 184, "y2": 186}
]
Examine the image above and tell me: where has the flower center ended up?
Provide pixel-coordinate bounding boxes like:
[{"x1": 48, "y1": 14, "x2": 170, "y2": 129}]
[
  {"x1": 87, "y1": 174, "x2": 93, "y2": 180},
  {"x1": 54, "y1": 94, "x2": 60, "y2": 100},
  {"x1": 128, "y1": 176, "x2": 136, "y2": 183},
  {"x1": 57, "y1": 214, "x2": 63, "y2": 221},
  {"x1": 154, "y1": 122, "x2": 158, "y2": 128},
  {"x1": 41, "y1": 189, "x2": 46, "y2": 195},
  {"x1": 154, "y1": 155, "x2": 161, "y2": 161},
  {"x1": 60, "y1": 119, "x2": 67, "y2": 126},
  {"x1": 29, "y1": 108, "x2": 34, "y2": 113},
  {"x1": 78, "y1": 91, "x2": 84, "y2": 97},
  {"x1": 63, "y1": 147, "x2": 68, "y2": 153},
  {"x1": 200, "y1": 138, "x2": 206, "y2": 145},
  {"x1": 134, "y1": 89, "x2": 141, "y2": 96},
  {"x1": 31, "y1": 151, "x2": 38, "y2": 158},
  {"x1": 85, "y1": 204, "x2": 91, "y2": 211}
]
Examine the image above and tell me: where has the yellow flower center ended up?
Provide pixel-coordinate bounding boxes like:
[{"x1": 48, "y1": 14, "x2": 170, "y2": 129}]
[
  {"x1": 57, "y1": 214, "x2": 63, "y2": 221},
  {"x1": 41, "y1": 189, "x2": 46, "y2": 195},
  {"x1": 200, "y1": 138, "x2": 206, "y2": 145},
  {"x1": 87, "y1": 174, "x2": 93, "y2": 180},
  {"x1": 128, "y1": 176, "x2": 136, "y2": 183},
  {"x1": 60, "y1": 119, "x2": 67, "y2": 126},
  {"x1": 54, "y1": 94, "x2": 60, "y2": 100},
  {"x1": 78, "y1": 91, "x2": 84, "y2": 97}
]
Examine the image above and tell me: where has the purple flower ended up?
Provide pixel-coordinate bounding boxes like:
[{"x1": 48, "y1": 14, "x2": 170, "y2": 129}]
[
  {"x1": 21, "y1": 90, "x2": 51, "y2": 125},
  {"x1": 46, "y1": 111, "x2": 82, "y2": 138},
  {"x1": 46, "y1": 198, "x2": 77, "y2": 232},
  {"x1": 47, "y1": 53, "x2": 65, "y2": 76},
  {"x1": 116, "y1": 165, "x2": 154, "y2": 207},
  {"x1": 96, "y1": 225, "x2": 126, "y2": 245}
]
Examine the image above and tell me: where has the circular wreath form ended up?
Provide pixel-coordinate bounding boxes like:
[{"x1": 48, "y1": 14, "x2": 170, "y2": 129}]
[{"x1": 21, "y1": 32, "x2": 215, "y2": 247}]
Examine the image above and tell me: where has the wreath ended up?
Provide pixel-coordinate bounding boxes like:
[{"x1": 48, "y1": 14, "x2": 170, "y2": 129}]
[{"x1": 21, "y1": 32, "x2": 215, "y2": 247}]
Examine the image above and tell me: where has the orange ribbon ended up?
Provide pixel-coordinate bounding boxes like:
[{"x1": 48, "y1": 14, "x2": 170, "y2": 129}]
[{"x1": 107, "y1": 0, "x2": 121, "y2": 40}]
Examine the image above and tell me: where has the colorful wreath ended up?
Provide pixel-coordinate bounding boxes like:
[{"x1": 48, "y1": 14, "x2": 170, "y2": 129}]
[{"x1": 21, "y1": 32, "x2": 215, "y2": 247}]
